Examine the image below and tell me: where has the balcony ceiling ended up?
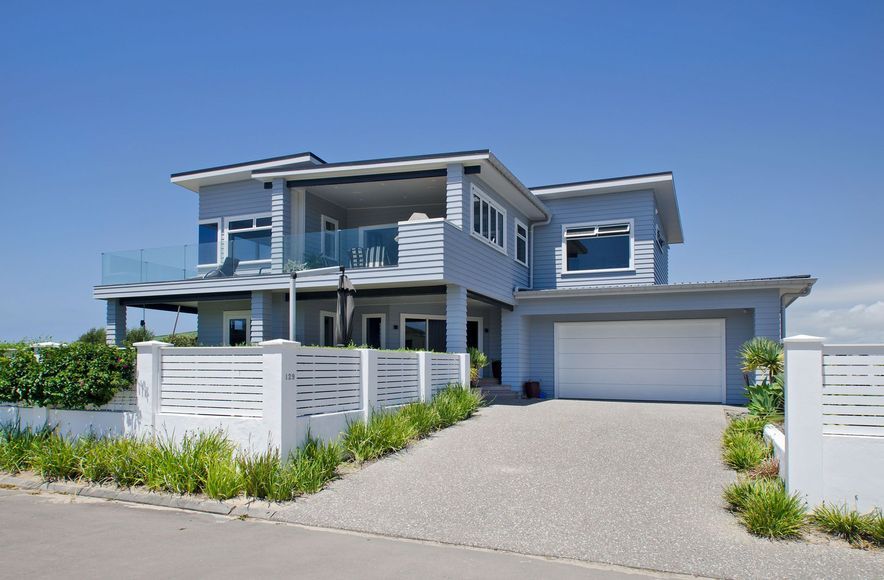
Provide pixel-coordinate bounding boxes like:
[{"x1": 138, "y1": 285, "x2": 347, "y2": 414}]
[{"x1": 305, "y1": 176, "x2": 446, "y2": 209}]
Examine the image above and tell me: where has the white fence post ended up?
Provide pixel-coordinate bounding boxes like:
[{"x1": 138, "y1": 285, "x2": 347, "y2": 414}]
[
  {"x1": 359, "y1": 349, "x2": 378, "y2": 421},
  {"x1": 418, "y1": 352, "x2": 432, "y2": 402},
  {"x1": 459, "y1": 353, "x2": 470, "y2": 389},
  {"x1": 783, "y1": 335, "x2": 825, "y2": 507},
  {"x1": 260, "y1": 339, "x2": 301, "y2": 459},
  {"x1": 134, "y1": 340, "x2": 171, "y2": 434}
]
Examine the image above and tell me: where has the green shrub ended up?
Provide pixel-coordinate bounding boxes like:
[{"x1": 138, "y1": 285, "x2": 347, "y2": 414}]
[
  {"x1": 863, "y1": 510, "x2": 884, "y2": 545},
  {"x1": 432, "y1": 386, "x2": 484, "y2": 427},
  {"x1": 468, "y1": 347, "x2": 488, "y2": 384},
  {"x1": 723, "y1": 415, "x2": 767, "y2": 442},
  {"x1": 0, "y1": 423, "x2": 51, "y2": 473},
  {"x1": 77, "y1": 328, "x2": 107, "y2": 345},
  {"x1": 124, "y1": 327, "x2": 155, "y2": 346},
  {"x1": 739, "y1": 337, "x2": 784, "y2": 380},
  {"x1": 29, "y1": 433, "x2": 79, "y2": 481},
  {"x1": 740, "y1": 480, "x2": 806, "y2": 538},
  {"x1": 723, "y1": 477, "x2": 784, "y2": 512},
  {"x1": 203, "y1": 459, "x2": 243, "y2": 500},
  {"x1": 398, "y1": 401, "x2": 442, "y2": 437},
  {"x1": 0, "y1": 347, "x2": 41, "y2": 404},
  {"x1": 164, "y1": 333, "x2": 198, "y2": 347},
  {"x1": 237, "y1": 448, "x2": 282, "y2": 499},
  {"x1": 811, "y1": 503, "x2": 870, "y2": 545},
  {"x1": 38, "y1": 343, "x2": 136, "y2": 409},
  {"x1": 142, "y1": 431, "x2": 234, "y2": 495},
  {"x1": 745, "y1": 375, "x2": 784, "y2": 420},
  {"x1": 104, "y1": 438, "x2": 153, "y2": 487},
  {"x1": 723, "y1": 431, "x2": 771, "y2": 472},
  {"x1": 76, "y1": 437, "x2": 114, "y2": 483}
]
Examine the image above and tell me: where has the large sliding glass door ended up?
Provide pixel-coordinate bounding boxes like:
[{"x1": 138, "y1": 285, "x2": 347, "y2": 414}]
[{"x1": 401, "y1": 316, "x2": 481, "y2": 352}]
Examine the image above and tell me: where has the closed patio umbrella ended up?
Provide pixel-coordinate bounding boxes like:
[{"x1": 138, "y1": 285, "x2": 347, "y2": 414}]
[{"x1": 334, "y1": 269, "x2": 356, "y2": 346}]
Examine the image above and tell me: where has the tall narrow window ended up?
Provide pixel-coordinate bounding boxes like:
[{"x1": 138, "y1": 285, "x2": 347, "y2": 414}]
[
  {"x1": 198, "y1": 222, "x2": 219, "y2": 265},
  {"x1": 470, "y1": 185, "x2": 506, "y2": 251},
  {"x1": 515, "y1": 220, "x2": 528, "y2": 266},
  {"x1": 321, "y1": 216, "x2": 339, "y2": 260},
  {"x1": 320, "y1": 312, "x2": 336, "y2": 346}
]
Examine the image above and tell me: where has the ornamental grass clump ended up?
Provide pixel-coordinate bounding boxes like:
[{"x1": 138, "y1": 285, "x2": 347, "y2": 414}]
[
  {"x1": 432, "y1": 386, "x2": 484, "y2": 427},
  {"x1": 811, "y1": 504, "x2": 884, "y2": 547},
  {"x1": 237, "y1": 448, "x2": 282, "y2": 499},
  {"x1": 0, "y1": 423, "x2": 51, "y2": 474},
  {"x1": 398, "y1": 401, "x2": 442, "y2": 437},
  {"x1": 722, "y1": 431, "x2": 771, "y2": 472},
  {"x1": 740, "y1": 481, "x2": 806, "y2": 539},
  {"x1": 28, "y1": 432, "x2": 79, "y2": 481}
]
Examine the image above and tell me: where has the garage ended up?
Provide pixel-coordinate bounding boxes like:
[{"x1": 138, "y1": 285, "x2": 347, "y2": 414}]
[{"x1": 554, "y1": 319, "x2": 726, "y2": 403}]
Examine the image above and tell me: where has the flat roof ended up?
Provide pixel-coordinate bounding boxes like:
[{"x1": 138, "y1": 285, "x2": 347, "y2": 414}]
[{"x1": 251, "y1": 149, "x2": 490, "y2": 176}]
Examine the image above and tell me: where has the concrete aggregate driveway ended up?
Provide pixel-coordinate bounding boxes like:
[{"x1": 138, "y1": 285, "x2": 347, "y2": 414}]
[{"x1": 278, "y1": 400, "x2": 884, "y2": 579}]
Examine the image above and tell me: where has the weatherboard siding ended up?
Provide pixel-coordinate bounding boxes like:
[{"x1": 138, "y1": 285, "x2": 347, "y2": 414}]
[
  {"x1": 199, "y1": 180, "x2": 272, "y2": 220},
  {"x1": 532, "y1": 190, "x2": 659, "y2": 289}
]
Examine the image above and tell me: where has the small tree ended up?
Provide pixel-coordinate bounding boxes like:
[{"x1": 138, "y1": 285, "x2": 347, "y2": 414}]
[
  {"x1": 77, "y1": 327, "x2": 106, "y2": 345},
  {"x1": 739, "y1": 337, "x2": 784, "y2": 381},
  {"x1": 468, "y1": 347, "x2": 489, "y2": 385},
  {"x1": 124, "y1": 326, "x2": 155, "y2": 347}
]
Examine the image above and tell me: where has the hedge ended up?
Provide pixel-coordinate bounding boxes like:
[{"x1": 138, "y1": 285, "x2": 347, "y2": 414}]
[{"x1": 0, "y1": 343, "x2": 135, "y2": 409}]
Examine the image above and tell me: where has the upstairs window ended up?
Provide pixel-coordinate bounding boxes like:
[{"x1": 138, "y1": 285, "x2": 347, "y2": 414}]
[
  {"x1": 655, "y1": 226, "x2": 666, "y2": 251},
  {"x1": 515, "y1": 219, "x2": 528, "y2": 266},
  {"x1": 471, "y1": 185, "x2": 506, "y2": 252},
  {"x1": 198, "y1": 221, "x2": 220, "y2": 265},
  {"x1": 227, "y1": 214, "x2": 272, "y2": 263},
  {"x1": 563, "y1": 222, "x2": 632, "y2": 273},
  {"x1": 321, "y1": 215, "x2": 339, "y2": 260}
]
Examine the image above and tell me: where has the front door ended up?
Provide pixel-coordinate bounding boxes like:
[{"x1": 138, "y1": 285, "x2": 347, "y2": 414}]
[{"x1": 223, "y1": 311, "x2": 250, "y2": 346}]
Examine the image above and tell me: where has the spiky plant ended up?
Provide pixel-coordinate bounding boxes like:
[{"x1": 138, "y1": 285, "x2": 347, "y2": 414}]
[{"x1": 739, "y1": 337, "x2": 784, "y2": 380}]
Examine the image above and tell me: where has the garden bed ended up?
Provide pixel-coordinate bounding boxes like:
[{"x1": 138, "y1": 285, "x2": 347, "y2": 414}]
[{"x1": 0, "y1": 387, "x2": 484, "y2": 505}]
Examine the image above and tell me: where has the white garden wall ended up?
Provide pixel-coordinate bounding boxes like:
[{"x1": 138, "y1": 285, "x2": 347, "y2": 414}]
[{"x1": 782, "y1": 336, "x2": 884, "y2": 511}]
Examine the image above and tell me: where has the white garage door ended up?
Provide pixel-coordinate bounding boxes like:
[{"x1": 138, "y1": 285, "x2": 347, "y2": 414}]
[{"x1": 555, "y1": 319, "x2": 725, "y2": 403}]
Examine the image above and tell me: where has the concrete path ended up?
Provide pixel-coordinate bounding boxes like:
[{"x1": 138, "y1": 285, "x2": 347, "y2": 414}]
[
  {"x1": 277, "y1": 400, "x2": 884, "y2": 579},
  {"x1": 0, "y1": 488, "x2": 653, "y2": 579}
]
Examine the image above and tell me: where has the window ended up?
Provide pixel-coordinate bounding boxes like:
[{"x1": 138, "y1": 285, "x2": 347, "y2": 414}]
[
  {"x1": 515, "y1": 219, "x2": 528, "y2": 266},
  {"x1": 223, "y1": 311, "x2": 250, "y2": 346},
  {"x1": 198, "y1": 221, "x2": 220, "y2": 265},
  {"x1": 399, "y1": 315, "x2": 482, "y2": 352},
  {"x1": 321, "y1": 215, "x2": 339, "y2": 260},
  {"x1": 563, "y1": 221, "x2": 632, "y2": 272},
  {"x1": 655, "y1": 226, "x2": 666, "y2": 251},
  {"x1": 470, "y1": 185, "x2": 506, "y2": 252},
  {"x1": 226, "y1": 215, "x2": 271, "y2": 263},
  {"x1": 362, "y1": 314, "x2": 386, "y2": 349},
  {"x1": 320, "y1": 311, "x2": 336, "y2": 346}
]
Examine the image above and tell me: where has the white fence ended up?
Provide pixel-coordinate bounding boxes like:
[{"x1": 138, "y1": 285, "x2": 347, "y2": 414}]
[
  {"x1": 1, "y1": 341, "x2": 469, "y2": 457},
  {"x1": 781, "y1": 335, "x2": 884, "y2": 511}
]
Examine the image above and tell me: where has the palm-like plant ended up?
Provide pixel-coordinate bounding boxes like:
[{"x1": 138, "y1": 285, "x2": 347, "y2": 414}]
[{"x1": 739, "y1": 337, "x2": 784, "y2": 380}]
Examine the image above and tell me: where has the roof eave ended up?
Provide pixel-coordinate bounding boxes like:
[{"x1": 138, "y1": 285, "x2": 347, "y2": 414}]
[{"x1": 515, "y1": 277, "x2": 817, "y2": 300}]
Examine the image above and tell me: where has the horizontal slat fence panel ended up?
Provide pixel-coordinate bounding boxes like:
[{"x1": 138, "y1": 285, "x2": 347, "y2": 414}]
[
  {"x1": 159, "y1": 347, "x2": 264, "y2": 417},
  {"x1": 430, "y1": 354, "x2": 462, "y2": 395},
  {"x1": 295, "y1": 347, "x2": 362, "y2": 417},
  {"x1": 822, "y1": 347, "x2": 884, "y2": 437},
  {"x1": 376, "y1": 352, "x2": 420, "y2": 406},
  {"x1": 99, "y1": 385, "x2": 137, "y2": 412}
]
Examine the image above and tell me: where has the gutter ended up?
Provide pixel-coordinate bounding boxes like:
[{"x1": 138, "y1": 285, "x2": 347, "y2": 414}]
[{"x1": 779, "y1": 282, "x2": 815, "y2": 337}]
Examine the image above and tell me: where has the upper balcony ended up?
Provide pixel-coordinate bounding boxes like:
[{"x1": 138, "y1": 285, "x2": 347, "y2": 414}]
[{"x1": 100, "y1": 222, "x2": 403, "y2": 285}]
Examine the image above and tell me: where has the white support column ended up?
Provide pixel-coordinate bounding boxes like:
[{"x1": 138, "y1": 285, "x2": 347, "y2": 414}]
[
  {"x1": 260, "y1": 339, "x2": 301, "y2": 459},
  {"x1": 459, "y1": 353, "x2": 470, "y2": 389},
  {"x1": 133, "y1": 340, "x2": 171, "y2": 434},
  {"x1": 106, "y1": 299, "x2": 127, "y2": 346},
  {"x1": 418, "y1": 352, "x2": 432, "y2": 402},
  {"x1": 445, "y1": 163, "x2": 466, "y2": 229},
  {"x1": 250, "y1": 290, "x2": 272, "y2": 344},
  {"x1": 358, "y1": 349, "x2": 378, "y2": 421},
  {"x1": 783, "y1": 335, "x2": 825, "y2": 507},
  {"x1": 446, "y1": 284, "x2": 468, "y2": 353},
  {"x1": 270, "y1": 178, "x2": 288, "y2": 274}
]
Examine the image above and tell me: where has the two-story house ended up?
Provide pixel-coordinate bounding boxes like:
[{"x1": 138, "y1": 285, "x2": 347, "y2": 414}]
[{"x1": 94, "y1": 149, "x2": 815, "y2": 403}]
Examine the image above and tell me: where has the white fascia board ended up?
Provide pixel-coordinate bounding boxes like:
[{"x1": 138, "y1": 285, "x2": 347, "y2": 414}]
[
  {"x1": 515, "y1": 278, "x2": 817, "y2": 300},
  {"x1": 252, "y1": 153, "x2": 491, "y2": 180},
  {"x1": 171, "y1": 155, "x2": 317, "y2": 192},
  {"x1": 531, "y1": 174, "x2": 673, "y2": 196}
]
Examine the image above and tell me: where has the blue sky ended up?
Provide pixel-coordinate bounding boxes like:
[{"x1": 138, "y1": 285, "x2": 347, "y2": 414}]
[{"x1": 1, "y1": 1, "x2": 882, "y2": 342}]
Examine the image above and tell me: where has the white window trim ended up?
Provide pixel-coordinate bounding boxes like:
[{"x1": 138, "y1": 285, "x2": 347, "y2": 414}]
[
  {"x1": 319, "y1": 310, "x2": 337, "y2": 346},
  {"x1": 223, "y1": 212, "x2": 272, "y2": 265},
  {"x1": 469, "y1": 184, "x2": 507, "y2": 255},
  {"x1": 198, "y1": 218, "x2": 222, "y2": 267},
  {"x1": 320, "y1": 215, "x2": 340, "y2": 260},
  {"x1": 398, "y1": 314, "x2": 483, "y2": 353},
  {"x1": 514, "y1": 218, "x2": 529, "y2": 267},
  {"x1": 561, "y1": 218, "x2": 635, "y2": 275},
  {"x1": 361, "y1": 313, "x2": 387, "y2": 349},
  {"x1": 222, "y1": 310, "x2": 251, "y2": 346}
]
